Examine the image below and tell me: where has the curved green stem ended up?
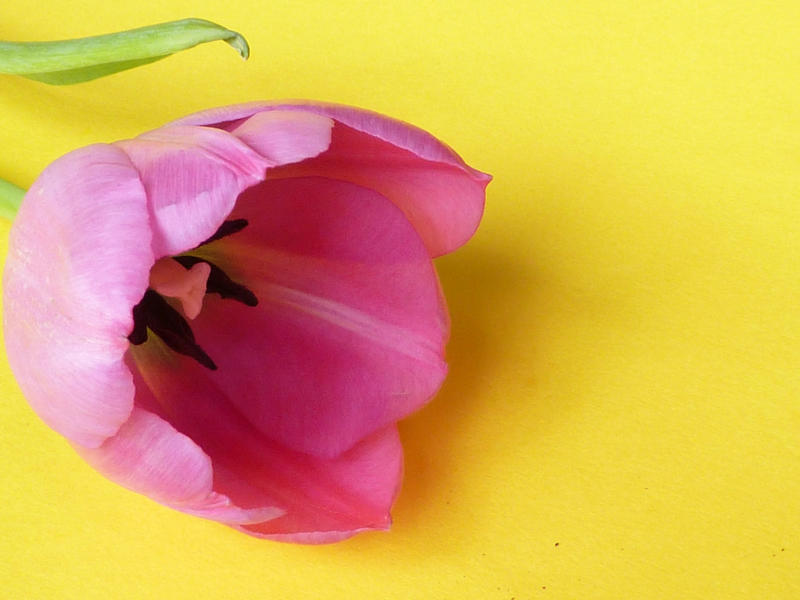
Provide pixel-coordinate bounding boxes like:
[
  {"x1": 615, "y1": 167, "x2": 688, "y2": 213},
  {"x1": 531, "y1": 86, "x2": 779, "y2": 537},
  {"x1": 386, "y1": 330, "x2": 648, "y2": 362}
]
[
  {"x1": 0, "y1": 178, "x2": 26, "y2": 221},
  {"x1": 0, "y1": 18, "x2": 249, "y2": 85}
]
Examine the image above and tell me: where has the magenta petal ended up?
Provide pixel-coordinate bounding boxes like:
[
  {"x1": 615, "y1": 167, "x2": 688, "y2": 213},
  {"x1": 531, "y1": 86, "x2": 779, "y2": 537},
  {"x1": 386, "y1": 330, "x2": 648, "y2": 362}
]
[
  {"x1": 172, "y1": 101, "x2": 490, "y2": 256},
  {"x1": 235, "y1": 426, "x2": 403, "y2": 543},
  {"x1": 190, "y1": 176, "x2": 448, "y2": 458},
  {"x1": 128, "y1": 348, "x2": 402, "y2": 541},
  {"x1": 115, "y1": 125, "x2": 270, "y2": 258},
  {"x1": 3, "y1": 144, "x2": 152, "y2": 447},
  {"x1": 75, "y1": 405, "x2": 283, "y2": 525},
  {"x1": 268, "y1": 120, "x2": 488, "y2": 256}
]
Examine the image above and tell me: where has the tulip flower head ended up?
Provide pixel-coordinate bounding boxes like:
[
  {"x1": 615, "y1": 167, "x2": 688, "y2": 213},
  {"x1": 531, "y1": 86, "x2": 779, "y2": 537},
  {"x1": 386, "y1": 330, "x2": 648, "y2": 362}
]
[{"x1": 3, "y1": 102, "x2": 489, "y2": 543}]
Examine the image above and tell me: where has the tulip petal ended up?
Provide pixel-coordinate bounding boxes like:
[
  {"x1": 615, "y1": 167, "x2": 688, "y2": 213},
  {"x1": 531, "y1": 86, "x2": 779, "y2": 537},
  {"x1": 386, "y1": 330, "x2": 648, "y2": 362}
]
[
  {"x1": 172, "y1": 101, "x2": 490, "y2": 256},
  {"x1": 3, "y1": 144, "x2": 152, "y2": 448},
  {"x1": 228, "y1": 110, "x2": 333, "y2": 167},
  {"x1": 128, "y1": 346, "x2": 402, "y2": 541},
  {"x1": 75, "y1": 404, "x2": 283, "y2": 525},
  {"x1": 188, "y1": 176, "x2": 448, "y2": 458},
  {"x1": 115, "y1": 125, "x2": 270, "y2": 258},
  {"x1": 234, "y1": 425, "x2": 402, "y2": 543}
]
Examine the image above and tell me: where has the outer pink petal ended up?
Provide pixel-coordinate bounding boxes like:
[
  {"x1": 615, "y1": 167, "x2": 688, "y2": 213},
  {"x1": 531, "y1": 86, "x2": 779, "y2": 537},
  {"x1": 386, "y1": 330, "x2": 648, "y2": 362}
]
[
  {"x1": 3, "y1": 144, "x2": 152, "y2": 448},
  {"x1": 114, "y1": 125, "x2": 270, "y2": 258},
  {"x1": 189, "y1": 176, "x2": 448, "y2": 458},
  {"x1": 128, "y1": 347, "x2": 403, "y2": 542},
  {"x1": 228, "y1": 110, "x2": 333, "y2": 166},
  {"x1": 171, "y1": 101, "x2": 484, "y2": 174},
  {"x1": 75, "y1": 404, "x2": 283, "y2": 525},
  {"x1": 172, "y1": 101, "x2": 491, "y2": 257}
]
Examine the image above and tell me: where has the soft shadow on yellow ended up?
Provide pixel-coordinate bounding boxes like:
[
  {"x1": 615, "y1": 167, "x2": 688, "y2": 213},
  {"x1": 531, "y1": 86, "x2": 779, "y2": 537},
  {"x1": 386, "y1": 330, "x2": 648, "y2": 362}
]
[{"x1": 397, "y1": 240, "x2": 534, "y2": 532}]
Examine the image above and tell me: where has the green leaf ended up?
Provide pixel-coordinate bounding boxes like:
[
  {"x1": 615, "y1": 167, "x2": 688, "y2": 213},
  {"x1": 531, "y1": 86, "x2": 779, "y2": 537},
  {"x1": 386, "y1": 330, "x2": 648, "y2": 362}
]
[{"x1": 0, "y1": 18, "x2": 249, "y2": 85}]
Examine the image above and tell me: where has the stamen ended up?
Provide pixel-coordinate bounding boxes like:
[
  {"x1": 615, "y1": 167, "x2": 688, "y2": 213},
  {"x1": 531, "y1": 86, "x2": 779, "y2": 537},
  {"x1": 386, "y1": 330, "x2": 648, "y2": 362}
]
[
  {"x1": 128, "y1": 289, "x2": 218, "y2": 370},
  {"x1": 174, "y1": 256, "x2": 258, "y2": 307},
  {"x1": 149, "y1": 257, "x2": 211, "y2": 320},
  {"x1": 127, "y1": 218, "x2": 255, "y2": 370}
]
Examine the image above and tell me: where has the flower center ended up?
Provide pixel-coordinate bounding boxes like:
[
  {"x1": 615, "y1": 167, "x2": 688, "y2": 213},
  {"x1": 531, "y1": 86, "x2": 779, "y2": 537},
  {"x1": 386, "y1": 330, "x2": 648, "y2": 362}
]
[{"x1": 127, "y1": 219, "x2": 258, "y2": 370}]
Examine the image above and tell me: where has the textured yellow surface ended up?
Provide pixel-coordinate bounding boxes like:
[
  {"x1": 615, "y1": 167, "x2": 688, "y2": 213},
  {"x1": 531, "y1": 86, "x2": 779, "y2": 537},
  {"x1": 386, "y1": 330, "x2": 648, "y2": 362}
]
[{"x1": 1, "y1": 1, "x2": 799, "y2": 598}]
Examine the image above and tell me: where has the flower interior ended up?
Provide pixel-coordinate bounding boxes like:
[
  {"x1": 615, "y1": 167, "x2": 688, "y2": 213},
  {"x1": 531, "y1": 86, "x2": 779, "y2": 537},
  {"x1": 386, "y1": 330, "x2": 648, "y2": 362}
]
[{"x1": 128, "y1": 219, "x2": 257, "y2": 371}]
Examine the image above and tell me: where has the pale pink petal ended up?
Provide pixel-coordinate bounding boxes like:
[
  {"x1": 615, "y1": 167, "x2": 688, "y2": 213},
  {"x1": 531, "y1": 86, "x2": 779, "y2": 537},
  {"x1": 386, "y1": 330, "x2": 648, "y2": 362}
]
[
  {"x1": 172, "y1": 101, "x2": 490, "y2": 256},
  {"x1": 3, "y1": 144, "x2": 152, "y2": 448},
  {"x1": 115, "y1": 125, "x2": 270, "y2": 258},
  {"x1": 188, "y1": 176, "x2": 448, "y2": 458},
  {"x1": 229, "y1": 110, "x2": 333, "y2": 166},
  {"x1": 75, "y1": 406, "x2": 212, "y2": 505},
  {"x1": 172, "y1": 101, "x2": 480, "y2": 172},
  {"x1": 75, "y1": 404, "x2": 283, "y2": 525},
  {"x1": 128, "y1": 345, "x2": 402, "y2": 541},
  {"x1": 149, "y1": 257, "x2": 211, "y2": 320}
]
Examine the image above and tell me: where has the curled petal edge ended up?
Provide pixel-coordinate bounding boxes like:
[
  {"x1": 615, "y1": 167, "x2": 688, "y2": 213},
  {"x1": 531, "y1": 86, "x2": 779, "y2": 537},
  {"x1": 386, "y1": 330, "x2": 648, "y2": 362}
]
[
  {"x1": 74, "y1": 406, "x2": 284, "y2": 526},
  {"x1": 172, "y1": 101, "x2": 490, "y2": 257}
]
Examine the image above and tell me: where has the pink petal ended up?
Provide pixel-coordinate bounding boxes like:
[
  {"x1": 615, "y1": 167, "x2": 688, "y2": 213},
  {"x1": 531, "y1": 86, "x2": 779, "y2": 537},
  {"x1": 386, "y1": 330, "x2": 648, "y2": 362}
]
[
  {"x1": 189, "y1": 176, "x2": 448, "y2": 458},
  {"x1": 75, "y1": 404, "x2": 283, "y2": 525},
  {"x1": 235, "y1": 426, "x2": 402, "y2": 543},
  {"x1": 228, "y1": 110, "x2": 333, "y2": 166},
  {"x1": 2, "y1": 144, "x2": 152, "y2": 448},
  {"x1": 128, "y1": 346, "x2": 403, "y2": 542},
  {"x1": 172, "y1": 101, "x2": 490, "y2": 256},
  {"x1": 268, "y1": 122, "x2": 488, "y2": 257},
  {"x1": 115, "y1": 125, "x2": 270, "y2": 258}
]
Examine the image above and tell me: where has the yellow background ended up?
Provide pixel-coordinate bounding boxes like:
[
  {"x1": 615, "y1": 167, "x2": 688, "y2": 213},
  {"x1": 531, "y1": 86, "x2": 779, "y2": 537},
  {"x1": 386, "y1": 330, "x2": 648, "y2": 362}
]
[{"x1": 1, "y1": 1, "x2": 798, "y2": 598}]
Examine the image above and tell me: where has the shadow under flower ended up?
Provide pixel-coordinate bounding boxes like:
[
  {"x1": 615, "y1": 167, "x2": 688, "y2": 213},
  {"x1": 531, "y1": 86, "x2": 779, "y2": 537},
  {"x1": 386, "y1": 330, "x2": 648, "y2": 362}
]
[{"x1": 395, "y1": 240, "x2": 533, "y2": 536}]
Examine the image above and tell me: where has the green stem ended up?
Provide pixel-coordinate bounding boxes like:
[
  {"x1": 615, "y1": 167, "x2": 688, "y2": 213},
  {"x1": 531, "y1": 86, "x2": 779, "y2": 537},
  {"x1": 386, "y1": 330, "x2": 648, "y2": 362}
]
[
  {"x1": 0, "y1": 178, "x2": 26, "y2": 221},
  {"x1": 0, "y1": 18, "x2": 249, "y2": 85}
]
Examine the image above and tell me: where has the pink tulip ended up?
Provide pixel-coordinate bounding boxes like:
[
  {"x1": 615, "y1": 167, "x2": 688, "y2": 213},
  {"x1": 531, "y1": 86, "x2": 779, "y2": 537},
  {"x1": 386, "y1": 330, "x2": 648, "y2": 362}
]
[{"x1": 3, "y1": 101, "x2": 489, "y2": 543}]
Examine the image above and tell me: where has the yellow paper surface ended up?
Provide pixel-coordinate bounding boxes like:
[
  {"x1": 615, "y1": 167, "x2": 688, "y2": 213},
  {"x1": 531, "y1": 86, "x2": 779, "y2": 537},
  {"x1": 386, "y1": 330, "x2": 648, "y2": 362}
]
[{"x1": 1, "y1": 2, "x2": 798, "y2": 598}]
